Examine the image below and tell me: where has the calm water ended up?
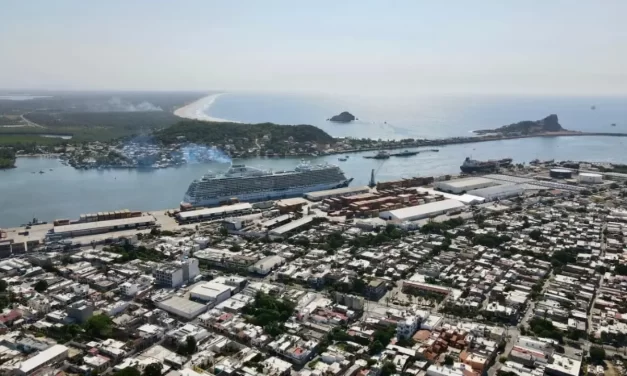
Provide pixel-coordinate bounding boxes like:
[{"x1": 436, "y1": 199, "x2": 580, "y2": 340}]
[
  {"x1": 209, "y1": 93, "x2": 627, "y2": 139},
  {"x1": 2, "y1": 135, "x2": 627, "y2": 227},
  {"x1": 2, "y1": 93, "x2": 627, "y2": 227}
]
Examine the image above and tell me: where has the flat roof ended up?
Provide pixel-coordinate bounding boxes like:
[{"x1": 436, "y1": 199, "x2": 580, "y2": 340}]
[
  {"x1": 177, "y1": 203, "x2": 253, "y2": 219},
  {"x1": 415, "y1": 187, "x2": 485, "y2": 204},
  {"x1": 381, "y1": 199, "x2": 465, "y2": 221},
  {"x1": 19, "y1": 344, "x2": 68, "y2": 373},
  {"x1": 190, "y1": 281, "x2": 231, "y2": 298},
  {"x1": 159, "y1": 296, "x2": 206, "y2": 314},
  {"x1": 439, "y1": 177, "x2": 495, "y2": 188},
  {"x1": 305, "y1": 186, "x2": 370, "y2": 199},
  {"x1": 269, "y1": 216, "x2": 315, "y2": 235},
  {"x1": 468, "y1": 184, "x2": 524, "y2": 195},
  {"x1": 52, "y1": 216, "x2": 155, "y2": 234},
  {"x1": 276, "y1": 197, "x2": 308, "y2": 206}
]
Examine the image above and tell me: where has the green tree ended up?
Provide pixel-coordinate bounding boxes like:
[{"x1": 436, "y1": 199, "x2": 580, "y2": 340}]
[
  {"x1": 34, "y1": 280, "x2": 48, "y2": 293},
  {"x1": 84, "y1": 314, "x2": 113, "y2": 338},
  {"x1": 380, "y1": 361, "x2": 396, "y2": 376},
  {"x1": 115, "y1": 368, "x2": 141, "y2": 376},
  {"x1": 142, "y1": 362, "x2": 163, "y2": 376},
  {"x1": 589, "y1": 346, "x2": 606, "y2": 365},
  {"x1": 0, "y1": 279, "x2": 7, "y2": 292},
  {"x1": 369, "y1": 340, "x2": 384, "y2": 355},
  {"x1": 444, "y1": 355, "x2": 455, "y2": 366}
]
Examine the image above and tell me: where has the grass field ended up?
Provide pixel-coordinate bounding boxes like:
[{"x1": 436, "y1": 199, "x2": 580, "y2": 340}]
[{"x1": 0, "y1": 134, "x2": 66, "y2": 145}]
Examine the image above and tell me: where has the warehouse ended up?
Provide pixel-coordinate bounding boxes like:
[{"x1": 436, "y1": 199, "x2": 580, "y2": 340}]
[
  {"x1": 578, "y1": 172, "x2": 603, "y2": 184},
  {"x1": 16, "y1": 344, "x2": 69, "y2": 375},
  {"x1": 379, "y1": 199, "x2": 465, "y2": 222},
  {"x1": 305, "y1": 186, "x2": 370, "y2": 201},
  {"x1": 49, "y1": 216, "x2": 156, "y2": 238},
  {"x1": 434, "y1": 177, "x2": 497, "y2": 194},
  {"x1": 414, "y1": 187, "x2": 485, "y2": 205},
  {"x1": 549, "y1": 168, "x2": 573, "y2": 179},
  {"x1": 268, "y1": 216, "x2": 315, "y2": 239},
  {"x1": 468, "y1": 184, "x2": 524, "y2": 201},
  {"x1": 190, "y1": 281, "x2": 232, "y2": 304},
  {"x1": 176, "y1": 203, "x2": 253, "y2": 223},
  {"x1": 154, "y1": 296, "x2": 207, "y2": 320},
  {"x1": 249, "y1": 255, "x2": 285, "y2": 275}
]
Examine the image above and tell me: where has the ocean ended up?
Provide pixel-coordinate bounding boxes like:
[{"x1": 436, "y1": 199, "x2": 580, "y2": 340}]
[{"x1": 2, "y1": 92, "x2": 627, "y2": 227}]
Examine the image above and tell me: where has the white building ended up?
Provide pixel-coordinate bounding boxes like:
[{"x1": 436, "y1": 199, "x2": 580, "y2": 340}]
[
  {"x1": 468, "y1": 184, "x2": 525, "y2": 201},
  {"x1": 15, "y1": 344, "x2": 69, "y2": 375},
  {"x1": 28, "y1": 295, "x2": 52, "y2": 314},
  {"x1": 249, "y1": 255, "x2": 285, "y2": 275},
  {"x1": 120, "y1": 282, "x2": 139, "y2": 297},
  {"x1": 154, "y1": 266, "x2": 184, "y2": 288},
  {"x1": 380, "y1": 199, "x2": 465, "y2": 222},
  {"x1": 578, "y1": 173, "x2": 602, "y2": 184},
  {"x1": 190, "y1": 281, "x2": 232, "y2": 304},
  {"x1": 435, "y1": 177, "x2": 496, "y2": 194},
  {"x1": 397, "y1": 315, "x2": 421, "y2": 339},
  {"x1": 545, "y1": 354, "x2": 582, "y2": 376},
  {"x1": 154, "y1": 296, "x2": 208, "y2": 320}
]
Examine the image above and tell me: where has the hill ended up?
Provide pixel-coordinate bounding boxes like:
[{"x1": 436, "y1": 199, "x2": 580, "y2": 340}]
[
  {"x1": 156, "y1": 120, "x2": 334, "y2": 146},
  {"x1": 474, "y1": 114, "x2": 565, "y2": 135}
]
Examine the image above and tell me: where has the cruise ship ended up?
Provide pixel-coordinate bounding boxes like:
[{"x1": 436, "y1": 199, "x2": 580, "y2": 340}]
[{"x1": 183, "y1": 162, "x2": 353, "y2": 207}]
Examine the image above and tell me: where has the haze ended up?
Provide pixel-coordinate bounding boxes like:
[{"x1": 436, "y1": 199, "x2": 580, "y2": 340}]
[{"x1": 1, "y1": 0, "x2": 626, "y2": 96}]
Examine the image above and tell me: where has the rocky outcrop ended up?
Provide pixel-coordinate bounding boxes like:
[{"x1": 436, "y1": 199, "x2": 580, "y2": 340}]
[
  {"x1": 328, "y1": 111, "x2": 356, "y2": 123},
  {"x1": 475, "y1": 114, "x2": 565, "y2": 135}
]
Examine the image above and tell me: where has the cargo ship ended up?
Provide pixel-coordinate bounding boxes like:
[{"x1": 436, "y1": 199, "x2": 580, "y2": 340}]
[
  {"x1": 460, "y1": 157, "x2": 513, "y2": 173},
  {"x1": 183, "y1": 162, "x2": 352, "y2": 207},
  {"x1": 364, "y1": 151, "x2": 390, "y2": 159},
  {"x1": 391, "y1": 150, "x2": 418, "y2": 157}
]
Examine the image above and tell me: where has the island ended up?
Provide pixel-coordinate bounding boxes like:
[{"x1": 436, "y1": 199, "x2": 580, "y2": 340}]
[
  {"x1": 0, "y1": 148, "x2": 16, "y2": 169},
  {"x1": 328, "y1": 111, "x2": 356, "y2": 123},
  {"x1": 474, "y1": 114, "x2": 566, "y2": 135}
]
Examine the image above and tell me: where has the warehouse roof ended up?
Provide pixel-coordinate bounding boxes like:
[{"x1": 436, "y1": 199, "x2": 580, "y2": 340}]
[
  {"x1": 19, "y1": 344, "x2": 68, "y2": 374},
  {"x1": 305, "y1": 186, "x2": 370, "y2": 200},
  {"x1": 415, "y1": 187, "x2": 485, "y2": 205},
  {"x1": 52, "y1": 216, "x2": 155, "y2": 234},
  {"x1": 177, "y1": 203, "x2": 253, "y2": 219},
  {"x1": 468, "y1": 184, "x2": 524, "y2": 196},
  {"x1": 190, "y1": 281, "x2": 232, "y2": 300},
  {"x1": 269, "y1": 216, "x2": 315, "y2": 235},
  {"x1": 438, "y1": 177, "x2": 495, "y2": 188},
  {"x1": 157, "y1": 296, "x2": 206, "y2": 316},
  {"x1": 381, "y1": 199, "x2": 465, "y2": 221}
]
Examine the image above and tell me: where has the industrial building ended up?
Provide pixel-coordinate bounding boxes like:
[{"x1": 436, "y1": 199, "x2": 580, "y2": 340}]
[
  {"x1": 305, "y1": 186, "x2": 370, "y2": 201},
  {"x1": 578, "y1": 172, "x2": 602, "y2": 184},
  {"x1": 379, "y1": 199, "x2": 465, "y2": 222},
  {"x1": 467, "y1": 184, "x2": 525, "y2": 201},
  {"x1": 15, "y1": 344, "x2": 69, "y2": 375},
  {"x1": 48, "y1": 215, "x2": 156, "y2": 239},
  {"x1": 549, "y1": 168, "x2": 573, "y2": 179},
  {"x1": 190, "y1": 281, "x2": 233, "y2": 304},
  {"x1": 414, "y1": 187, "x2": 485, "y2": 205},
  {"x1": 434, "y1": 177, "x2": 497, "y2": 194},
  {"x1": 176, "y1": 203, "x2": 253, "y2": 223},
  {"x1": 249, "y1": 255, "x2": 285, "y2": 275},
  {"x1": 268, "y1": 216, "x2": 315, "y2": 239}
]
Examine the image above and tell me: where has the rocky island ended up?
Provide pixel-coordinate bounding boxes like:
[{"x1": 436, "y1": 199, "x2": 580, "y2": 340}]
[
  {"x1": 328, "y1": 111, "x2": 356, "y2": 123},
  {"x1": 474, "y1": 114, "x2": 567, "y2": 135}
]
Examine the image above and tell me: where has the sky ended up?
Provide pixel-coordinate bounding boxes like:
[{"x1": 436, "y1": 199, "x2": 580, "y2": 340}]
[{"x1": 1, "y1": 0, "x2": 626, "y2": 96}]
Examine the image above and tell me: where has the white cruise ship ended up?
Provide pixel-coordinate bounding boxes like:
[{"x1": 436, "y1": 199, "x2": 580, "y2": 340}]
[{"x1": 183, "y1": 162, "x2": 352, "y2": 207}]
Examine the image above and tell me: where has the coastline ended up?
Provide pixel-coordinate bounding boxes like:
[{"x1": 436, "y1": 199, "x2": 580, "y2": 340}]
[{"x1": 173, "y1": 93, "x2": 238, "y2": 123}]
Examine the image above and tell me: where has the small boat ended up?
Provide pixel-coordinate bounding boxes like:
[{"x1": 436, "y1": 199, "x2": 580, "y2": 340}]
[
  {"x1": 338, "y1": 157, "x2": 347, "y2": 162},
  {"x1": 49, "y1": 168, "x2": 53, "y2": 171},
  {"x1": 345, "y1": 156, "x2": 349, "y2": 159},
  {"x1": 611, "y1": 123, "x2": 617, "y2": 127},
  {"x1": 591, "y1": 105, "x2": 596, "y2": 110},
  {"x1": 391, "y1": 150, "x2": 418, "y2": 157},
  {"x1": 39, "y1": 170, "x2": 45, "y2": 174}
]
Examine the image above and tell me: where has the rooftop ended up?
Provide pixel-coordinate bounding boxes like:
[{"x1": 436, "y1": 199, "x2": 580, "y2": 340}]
[
  {"x1": 177, "y1": 203, "x2": 253, "y2": 219},
  {"x1": 52, "y1": 216, "x2": 155, "y2": 234}
]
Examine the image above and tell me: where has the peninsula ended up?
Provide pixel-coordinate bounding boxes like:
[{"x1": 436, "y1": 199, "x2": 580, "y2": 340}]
[{"x1": 328, "y1": 111, "x2": 356, "y2": 123}]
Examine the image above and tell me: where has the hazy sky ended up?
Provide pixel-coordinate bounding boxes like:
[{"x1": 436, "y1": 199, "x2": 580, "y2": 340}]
[{"x1": 1, "y1": 1, "x2": 626, "y2": 95}]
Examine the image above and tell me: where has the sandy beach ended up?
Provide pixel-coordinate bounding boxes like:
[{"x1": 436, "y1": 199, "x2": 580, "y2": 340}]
[{"x1": 174, "y1": 93, "x2": 236, "y2": 122}]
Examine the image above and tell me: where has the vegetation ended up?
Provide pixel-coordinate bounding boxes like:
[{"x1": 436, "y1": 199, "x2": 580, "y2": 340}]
[
  {"x1": 157, "y1": 120, "x2": 334, "y2": 147},
  {"x1": 472, "y1": 233, "x2": 511, "y2": 248},
  {"x1": 349, "y1": 225, "x2": 406, "y2": 248},
  {"x1": 528, "y1": 317, "x2": 563, "y2": 343},
  {"x1": 115, "y1": 367, "x2": 141, "y2": 376},
  {"x1": 142, "y1": 363, "x2": 163, "y2": 376},
  {"x1": 589, "y1": 346, "x2": 606, "y2": 365},
  {"x1": 242, "y1": 292, "x2": 296, "y2": 336},
  {"x1": 325, "y1": 277, "x2": 367, "y2": 296},
  {"x1": 369, "y1": 326, "x2": 396, "y2": 355},
  {"x1": 380, "y1": 361, "x2": 397, "y2": 376},
  {"x1": 0, "y1": 148, "x2": 16, "y2": 169},
  {"x1": 33, "y1": 280, "x2": 48, "y2": 293},
  {"x1": 84, "y1": 314, "x2": 114, "y2": 338},
  {"x1": 105, "y1": 244, "x2": 165, "y2": 263},
  {"x1": 420, "y1": 218, "x2": 465, "y2": 234},
  {"x1": 444, "y1": 355, "x2": 455, "y2": 366},
  {"x1": 177, "y1": 336, "x2": 197, "y2": 356}
]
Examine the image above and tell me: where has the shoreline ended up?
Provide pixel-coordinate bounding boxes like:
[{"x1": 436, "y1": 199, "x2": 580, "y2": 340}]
[{"x1": 174, "y1": 93, "x2": 239, "y2": 123}]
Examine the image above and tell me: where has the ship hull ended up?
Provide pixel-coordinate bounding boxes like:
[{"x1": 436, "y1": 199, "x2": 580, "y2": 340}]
[{"x1": 184, "y1": 178, "x2": 353, "y2": 207}]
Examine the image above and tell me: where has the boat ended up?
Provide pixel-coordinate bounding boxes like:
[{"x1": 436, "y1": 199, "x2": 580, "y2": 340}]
[
  {"x1": 391, "y1": 150, "x2": 418, "y2": 157},
  {"x1": 39, "y1": 170, "x2": 45, "y2": 174},
  {"x1": 338, "y1": 157, "x2": 347, "y2": 161},
  {"x1": 182, "y1": 162, "x2": 353, "y2": 207},
  {"x1": 612, "y1": 123, "x2": 617, "y2": 127},
  {"x1": 460, "y1": 157, "x2": 513, "y2": 173},
  {"x1": 364, "y1": 151, "x2": 390, "y2": 159}
]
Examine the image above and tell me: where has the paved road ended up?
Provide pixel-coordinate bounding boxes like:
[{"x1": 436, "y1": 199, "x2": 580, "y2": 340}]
[{"x1": 21, "y1": 113, "x2": 45, "y2": 128}]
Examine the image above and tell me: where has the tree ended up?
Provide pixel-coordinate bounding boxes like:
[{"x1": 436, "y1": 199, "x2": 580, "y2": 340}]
[
  {"x1": 84, "y1": 314, "x2": 113, "y2": 338},
  {"x1": 0, "y1": 279, "x2": 7, "y2": 292},
  {"x1": 115, "y1": 368, "x2": 141, "y2": 376},
  {"x1": 143, "y1": 362, "x2": 163, "y2": 376},
  {"x1": 589, "y1": 346, "x2": 606, "y2": 365},
  {"x1": 444, "y1": 355, "x2": 455, "y2": 366},
  {"x1": 186, "y1": 335, "x2": 197, "y2": 355},
  {"x1": 34, "y1": 280, "x2": 48, "y2": 293},
  {"x1": 380, "y1": 361, "x2": 396, "y2": 376},
  {"x1": 369, "y1": 340, "x2": 384, "y2": 355}
]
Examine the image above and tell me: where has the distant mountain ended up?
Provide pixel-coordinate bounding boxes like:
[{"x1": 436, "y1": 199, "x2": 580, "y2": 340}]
[
  {"x1": 474, "y1": 114, "x2": 565, "y2": 135},
  {"x1": 328, "y1": 111, "x2": 356, "y2": 123}
]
